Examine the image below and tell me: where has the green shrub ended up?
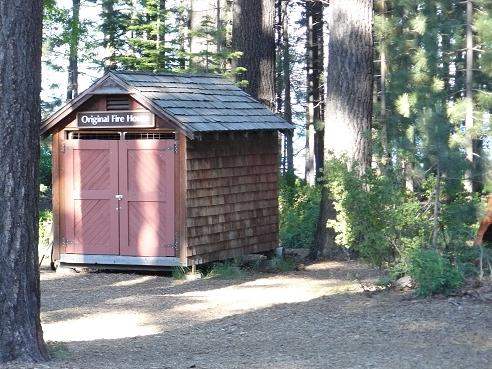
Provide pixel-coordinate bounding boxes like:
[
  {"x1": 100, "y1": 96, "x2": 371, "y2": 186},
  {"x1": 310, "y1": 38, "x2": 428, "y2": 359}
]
[
  {"x1": 39, "y1": 209, "x2": 53, "y2": 247},
  {"x1": 40, "y1": 140, "x2": 52, "y2": 187},
  {"x1": 207, "y1": 261, "x2": 244, "y2": 279},
  {"x1": 279, "y1": 175, "x2": 321, "y2": 249},
  {"x1": 172, "y1": 266, "x2": 190, "y2": 280},
  {"x1": 269, "y1": 255, "x2": 296, "y2": 272},
  {"x1": 325, "y1": 159, "x2": 427, "y2": 267},
  {"x1": 408, "y1": 249, "x2": 463, "y2": 297},
  {"x1": 322, "y1": 158, "x2": 476, "y2": 295}
]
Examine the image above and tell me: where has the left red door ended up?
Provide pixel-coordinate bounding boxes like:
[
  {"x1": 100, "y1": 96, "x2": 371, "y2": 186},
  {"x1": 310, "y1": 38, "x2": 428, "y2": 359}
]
[{"x1": 63, "y1": 140, "x2": 120, "y2": 255}]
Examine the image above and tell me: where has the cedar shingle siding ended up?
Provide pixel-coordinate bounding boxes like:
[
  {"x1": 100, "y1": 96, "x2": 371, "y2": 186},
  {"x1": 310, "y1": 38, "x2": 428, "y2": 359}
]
[{"x1": 186, "y1": 132, "x2": 279, "y2": 264}]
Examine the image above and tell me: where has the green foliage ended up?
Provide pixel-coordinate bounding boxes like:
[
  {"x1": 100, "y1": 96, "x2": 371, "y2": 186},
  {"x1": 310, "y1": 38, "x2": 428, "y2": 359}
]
[
  {"x1": 206, "y1": 261, "x2": 244, "y2": 279},
  {"x1": 39, "y1": 210, "x2": 53, "y2": 248},
  {"x1": 40, "y1": 140, "x2": 52, "y2": 187},
  {"x1": 325, "y1": 159, "x2": 426, "y2": 267},
  {"x1": 279, "y1": 174, "x2": 320, "y2": 249},
  {"x1": 269, "y1": 256, "x2": 296, "y2": 272},
  {"x1": 172, "y1": 266, "x2": 190, "y2": 280},
  {"x1": 47, "y1": 341, "x2": 69, "y2": 360},
  {"x1": 408, "y1": 249, "x2": 463, "y2": 297},
  {"x1": 324, "y1": 158, "x2": 478, "y2": 295}
]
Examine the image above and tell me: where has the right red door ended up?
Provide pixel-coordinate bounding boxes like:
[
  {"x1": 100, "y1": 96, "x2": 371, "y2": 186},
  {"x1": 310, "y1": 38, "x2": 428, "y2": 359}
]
[{"x1": 118, "y1": 140, "x2": 176, "y2": 257}]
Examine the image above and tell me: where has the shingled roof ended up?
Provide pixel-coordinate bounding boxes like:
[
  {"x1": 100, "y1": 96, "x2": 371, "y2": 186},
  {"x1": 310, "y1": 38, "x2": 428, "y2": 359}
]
[{"x1": 41, "y1": 71, "x2": 292, "y2": 137}]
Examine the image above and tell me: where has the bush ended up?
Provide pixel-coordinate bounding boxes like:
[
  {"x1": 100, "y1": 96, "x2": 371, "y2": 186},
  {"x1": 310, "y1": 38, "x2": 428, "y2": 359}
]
[
  {"x1": 408, "y1": 249, "x2": 463, "y2": 297},
  {"x1": 325, "y1": 159, "x2": 427, "y2": 267},
  {"x1": 269, "y1": 255, "x2": 296, "y2": 272},
  {"x1": 40, "y1": 140, "x2": 52, "y2": 187},
  {"x1": 323, "y1": 158, "x2": 477, "y2": 296},
  {"x1": 39, "y1": 209, "x2": 53, "y2": 247},
  {"x1": 206, "y1": 261, "x2": 244, "y2": 279},
  {"x1": 279, "y1": 174, "x2": 320, "y2": 249}
]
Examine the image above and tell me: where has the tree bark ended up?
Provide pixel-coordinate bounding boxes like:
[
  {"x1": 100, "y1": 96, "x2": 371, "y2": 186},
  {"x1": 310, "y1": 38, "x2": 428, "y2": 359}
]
[
  {"x1": 232, "y1": 0, "x2": 276, "y2": 109},
  {"x1": 281, "y1": 0, "x2": 294, "y2": 174},
  {"x1": 310, "y1": 186, "x2": 339, "y2": 259},
  {"x1": 305, "y1": 0, "x2": 316, "y2": 184},
  {"x1": 0, "y1": 0, "x2": 48, "y2": 363},
  {"x1": 464, "y1": 0, "x2": 482, "y2": 193},
  {"x1": 464, "y1": 0, "x2": 474, "y2": 193},
  {"x1": 305, "y1": 0, "x2": 325, "y2": 183},
  {"x1": 312, "y1": 0, "x2": 373, "y2": 258},
  {"x1": 324, "y1": 0, "x2": 373, "y2": 174},
  {"x1": 378, "y1": 0, "x2": 389, "y2": 166},
  {"x1": 67, "y1": 0, "x2": 80, "y2": 101}
]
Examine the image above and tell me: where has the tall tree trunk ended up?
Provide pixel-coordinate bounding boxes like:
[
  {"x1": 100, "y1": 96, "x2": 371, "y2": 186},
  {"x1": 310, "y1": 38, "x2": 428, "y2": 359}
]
[
  {"x1": 275, "y1": 0, "x2": 284, "y2": 170},
  {"x1": 324, "y1": 0, "x2": 373, "y2": 173},
  {"x1": 379, "y1": 0, "x2": 389, "y2": 166},
  {"x1": 282, "y1": 0, "x2": 294, "y2": 174},
  {"x1": 233, "y1": 0, "x2": 276, "y2": 109},
  {"x1": 464, "y1": 0, "x2": 482, "y2": 193},
  {"x1": 67, "y1": 0, "x2": 80, "y2": 101},
  {"x1": 464, "y1": 0, "x2": 474, "y2": 193},
  {"x1": 312, "y1": 1, "x2": 325, "y2": 181},
  {"x1": 0, "y1": 0, "x2": 48, "y2": 363},
  {"x1": 312, "y1": 0, "x2": 373, "y2": 259},
  {"x1": 306, "y1": 0, "x2": 325, "y2": 184},
  {"x1": 305, "y1": 1, "x2": 316, "y2": 184}
]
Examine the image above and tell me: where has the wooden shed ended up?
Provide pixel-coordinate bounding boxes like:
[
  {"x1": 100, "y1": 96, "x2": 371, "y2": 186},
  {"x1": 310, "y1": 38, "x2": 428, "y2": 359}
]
[{"x1": 41, "y1": 71, "x2": 292, "y2": 268}]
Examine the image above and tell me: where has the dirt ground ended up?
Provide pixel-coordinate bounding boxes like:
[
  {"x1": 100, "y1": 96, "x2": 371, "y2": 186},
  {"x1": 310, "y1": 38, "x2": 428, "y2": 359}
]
[{"x1": 3, "y1": 260, "x2": 492, "y2": 369}]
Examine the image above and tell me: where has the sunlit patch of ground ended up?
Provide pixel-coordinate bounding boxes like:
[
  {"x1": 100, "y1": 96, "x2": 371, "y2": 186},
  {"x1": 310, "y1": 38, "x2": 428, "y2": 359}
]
[
  {"x1": 169, "y1": 275, "x2": 363, "y2": 319},
  {"x1": 43, "y1": 311, "x2": 161, "y2": 341},
  {"x1": 110, "y1": 275, "x2": 157, "y2": 287}
]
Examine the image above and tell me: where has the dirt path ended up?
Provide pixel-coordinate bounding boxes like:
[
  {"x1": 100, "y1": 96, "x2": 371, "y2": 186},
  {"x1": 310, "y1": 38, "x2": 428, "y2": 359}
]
[{"x1": 3, "y1": 260, "x2": 492, "y2": 369}]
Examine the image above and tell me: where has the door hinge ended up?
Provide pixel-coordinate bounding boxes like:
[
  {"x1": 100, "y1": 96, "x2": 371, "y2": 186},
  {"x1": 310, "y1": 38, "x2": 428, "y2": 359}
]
[
  {"x1": 166, "y1": 143, "x2": 177, "y2": 154},
  {"x1": 61, "y1": 143, "x2": 65, "y2": 153},
  {"x1": 162, "y1": 240, "x2": 178, "y2": 249}
]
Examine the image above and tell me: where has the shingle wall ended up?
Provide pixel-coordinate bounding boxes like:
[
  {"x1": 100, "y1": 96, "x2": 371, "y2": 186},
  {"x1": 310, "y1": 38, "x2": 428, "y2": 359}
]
[{"x1": 186, "y1": 131, "x2": 279, "y2": 264}]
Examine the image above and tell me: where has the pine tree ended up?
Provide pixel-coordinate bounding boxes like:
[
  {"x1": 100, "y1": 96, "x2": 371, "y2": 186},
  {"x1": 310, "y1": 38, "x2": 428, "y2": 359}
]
[
  {"x1": 100, "y1": 0, "x2": 133, "y2": 71},
  {"x1": 232, "y1": 0, "x2": 276, "y2": 109},
  {"x1": 0, "y1": 0, "x2": 48, "y2": 362},
  {"x1": 305, "y1": 0, "x2": 324, "y2": 184},
  {"x1": 313, "y1": 0, "x2": 374, "y2": 259},
  {"x1": 188, "y1": 0, "x2": 239, "y2": 75},
  {"x1": 276, "y1": 0, "x2": 295, "y2": 174},
  {"x1": 119, "y1": 0, "x2": 177, "y2": 71}
]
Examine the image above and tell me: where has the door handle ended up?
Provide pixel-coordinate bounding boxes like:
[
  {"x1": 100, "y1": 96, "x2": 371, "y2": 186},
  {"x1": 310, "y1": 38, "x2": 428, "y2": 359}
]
[{"x1": 115, "y1": 194, "x2": 123, "y2": 200}]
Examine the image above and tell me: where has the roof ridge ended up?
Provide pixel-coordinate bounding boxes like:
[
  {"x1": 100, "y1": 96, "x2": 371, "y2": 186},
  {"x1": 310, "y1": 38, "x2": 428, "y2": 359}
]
[{"x1": 111, "y1": 70, "x2": 225, "y2": 78}]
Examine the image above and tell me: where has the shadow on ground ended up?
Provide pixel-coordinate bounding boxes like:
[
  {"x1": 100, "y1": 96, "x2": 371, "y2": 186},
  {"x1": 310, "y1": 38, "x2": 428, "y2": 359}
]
[{"x1": 33, "y1": 261, "x2": 492, "y2": 369}]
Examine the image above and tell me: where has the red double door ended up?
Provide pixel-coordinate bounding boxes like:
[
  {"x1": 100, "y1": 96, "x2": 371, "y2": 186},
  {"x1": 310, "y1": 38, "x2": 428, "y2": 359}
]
[{"x1": 63, "y1": 139, "x2": 175, "y2": 257}]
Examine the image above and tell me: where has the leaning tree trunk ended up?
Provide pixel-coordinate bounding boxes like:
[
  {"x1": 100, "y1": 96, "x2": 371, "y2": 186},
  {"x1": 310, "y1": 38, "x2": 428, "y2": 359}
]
[
  {"x1": 232, "y1": 0, "x2": 276, "y2": 109},
  {"x1": 312, "y1": 0, "x2": 373, "y2": 259},
  {"x1": 0, "y1": 0, "x2": 48, "y2": 363}
]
